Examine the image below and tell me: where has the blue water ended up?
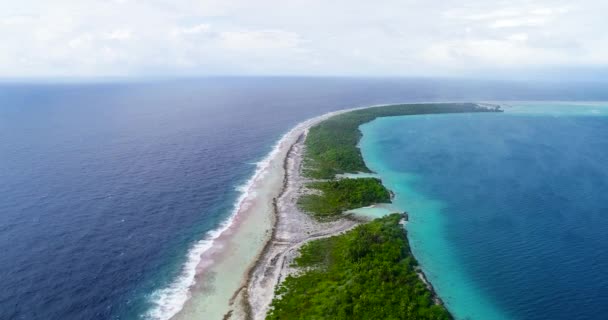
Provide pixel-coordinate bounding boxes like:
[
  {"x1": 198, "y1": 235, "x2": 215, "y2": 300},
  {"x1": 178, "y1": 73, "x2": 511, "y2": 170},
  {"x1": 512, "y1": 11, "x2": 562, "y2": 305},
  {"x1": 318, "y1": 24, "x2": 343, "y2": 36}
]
[
  {"x1": 359, "y1": 104, "x2": 608, "y2": 320},
  {"x1": 2, "y1": 78, "x2": 608, "y2": 320}
]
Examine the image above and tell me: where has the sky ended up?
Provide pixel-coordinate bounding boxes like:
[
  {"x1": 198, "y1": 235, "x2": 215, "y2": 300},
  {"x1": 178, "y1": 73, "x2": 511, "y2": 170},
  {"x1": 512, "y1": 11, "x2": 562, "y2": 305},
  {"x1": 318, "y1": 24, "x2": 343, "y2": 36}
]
[{"x1": 1, "y1": 0, "x2": 607, "y2": 78}]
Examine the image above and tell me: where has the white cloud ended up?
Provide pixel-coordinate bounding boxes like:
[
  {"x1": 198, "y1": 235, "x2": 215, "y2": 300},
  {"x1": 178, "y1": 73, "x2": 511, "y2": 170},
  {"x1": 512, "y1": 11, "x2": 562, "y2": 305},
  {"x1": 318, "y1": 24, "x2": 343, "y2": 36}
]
[
  {"x1": 171, "y1": 24, "x2": 211, "y2": 37},
  {"x1": 490, "y1": 17, "x2": 548, "y2": 28},
  {"x1": 104, "y1": 29, "x2": 132, "y2": 40},
  {"x1": 506, "y1": 33, "x2": 529, "y2": 42},
  {"x1": 1, "y1": 15, "x2": 35, "y2": 25},
  {"x1": 0, "y1": 0, "x2": 606, "y2": 77},
  {"x1": 218, "y1": 30, "x2": 301, "y2": 50},
  {"x1": 68, "y1": 34, "x2": 95, "y2": 49},
  {"x1": 450, "y1": 8, "x2": 522, "y2": 21},
  {"x1": 530, "y1": 7, "x2": 570, "y2": 15}
]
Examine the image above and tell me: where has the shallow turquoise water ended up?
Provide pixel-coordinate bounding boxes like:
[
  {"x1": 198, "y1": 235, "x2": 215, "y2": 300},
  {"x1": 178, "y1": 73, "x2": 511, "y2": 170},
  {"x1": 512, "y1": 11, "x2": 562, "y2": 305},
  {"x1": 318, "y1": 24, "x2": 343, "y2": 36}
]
[
  {"x1": 345, "y1": 203, "x2": 398, "y2": 220},
  {"x1": 505, "y1": 101, "x2": 608, "y2": 116},
  {"x1": 361, "y1": 118, "x2": 510, "y2": 320},
  {"x1": 359, "y1": 102, "x2": 608, "y2": 320}
]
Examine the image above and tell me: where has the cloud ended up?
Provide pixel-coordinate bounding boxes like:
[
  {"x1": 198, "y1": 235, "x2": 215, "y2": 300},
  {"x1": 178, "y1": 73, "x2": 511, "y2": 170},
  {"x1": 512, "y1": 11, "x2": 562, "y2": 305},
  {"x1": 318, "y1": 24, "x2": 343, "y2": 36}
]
[
  {"x1": 218, "y1": 30, "x2": 301, "y2": 50},
  {"x1": 490, "y1": 17, "x2": 548, "y2": 28},
  {"x1": 530, "y1": 7, "x2": 570, "y2": 15},
  {"x1": 0, "y1": 0, "x2": 606, "y2": 77},
  {"x1": 0, "y1": 15, "x2": 35, "y2": 26},
  {"x1": 506, "y1": 33, "x2": 529, "y2": 42},
  {"x1": 104, "y1": 29, "x2": 132, "y2": 40},
  {"x1": 447, "y1": 8, "x2": 522, "y2": 21},
  {"x1": 171, "y1": 24, "x2": 211, "y2": 37},
  {"x1": 68, "y1": 34, "x2": 95, "y2": 49}
]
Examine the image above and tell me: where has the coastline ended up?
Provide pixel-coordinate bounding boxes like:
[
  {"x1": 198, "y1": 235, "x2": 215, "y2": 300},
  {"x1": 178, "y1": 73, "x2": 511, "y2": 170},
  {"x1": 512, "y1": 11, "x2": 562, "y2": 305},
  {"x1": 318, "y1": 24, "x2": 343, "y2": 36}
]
[
  {"x1": 151, "y1": 103, "x2": 500, "y2": 320},
  {"x1": 252, "y1": 103, "x2": 502, "y2": 319},
  {"x1": 148, "y1": 109, "x2": 353, "y2": 320},
  {"x1": 244, "y1": 119, "x2": 361, "y2": 320},
  {"x1": 356, "y1": 111, "x2": 511, "y2": 320},
  {"x1": 353, "y1": 105, "x2": 608, "y2": 320}
]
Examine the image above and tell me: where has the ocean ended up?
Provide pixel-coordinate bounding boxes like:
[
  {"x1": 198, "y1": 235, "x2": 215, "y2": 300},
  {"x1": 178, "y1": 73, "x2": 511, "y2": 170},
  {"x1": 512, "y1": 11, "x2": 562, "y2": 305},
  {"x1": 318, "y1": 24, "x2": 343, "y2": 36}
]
[
  {"x1": 1, "y1": 78, "x2": 607, "y2": 320},
  {"x1": 359, "y1": 103, "x2": 608, "y2": 320}
]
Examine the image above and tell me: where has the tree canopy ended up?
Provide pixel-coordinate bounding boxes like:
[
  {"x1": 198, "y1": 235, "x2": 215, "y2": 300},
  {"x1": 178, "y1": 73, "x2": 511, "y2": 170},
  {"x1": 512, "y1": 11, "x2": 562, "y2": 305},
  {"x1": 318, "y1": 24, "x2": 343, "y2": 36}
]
[{"x1": 267, "y1": 214, "x2": 452, "y2": 320}]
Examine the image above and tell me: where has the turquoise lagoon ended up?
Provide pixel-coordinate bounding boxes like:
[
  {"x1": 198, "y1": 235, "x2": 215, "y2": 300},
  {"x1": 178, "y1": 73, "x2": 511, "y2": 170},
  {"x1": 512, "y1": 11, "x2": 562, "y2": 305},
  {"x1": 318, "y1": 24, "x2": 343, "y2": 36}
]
[{"x1": 358, "y1": 102, "x2": 608, "y2": 320}]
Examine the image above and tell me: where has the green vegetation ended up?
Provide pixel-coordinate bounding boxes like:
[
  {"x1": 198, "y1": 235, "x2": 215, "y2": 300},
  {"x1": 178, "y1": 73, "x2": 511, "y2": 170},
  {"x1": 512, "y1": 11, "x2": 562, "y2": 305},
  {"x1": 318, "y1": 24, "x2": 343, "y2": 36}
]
[
  {"x1": 299, "y1": 178, "x2": 391, "y2": 217},
  {"x1": 266, "y1": 103, "x2": 500, "y2": 319},
  {"x1": 298, "y1": 103, "x2": 498, "y2": 218},
  {"x1": 304, "y1": 103, "x2": 493, "y2": 179},
  {"x1": 267, "y1": 214, "x2": 451, "y2": 320}
]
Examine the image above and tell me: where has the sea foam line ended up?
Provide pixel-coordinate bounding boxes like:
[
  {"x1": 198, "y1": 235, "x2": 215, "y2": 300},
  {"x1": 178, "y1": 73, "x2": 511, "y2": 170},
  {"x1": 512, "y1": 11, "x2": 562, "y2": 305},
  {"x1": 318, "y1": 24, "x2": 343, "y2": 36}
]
[
  {"x1": 143, "y1": 111, "x2": 344, "y2": 320},
  {"x1": 144, "y1": 147, "x2": 281, "y2": 319}
]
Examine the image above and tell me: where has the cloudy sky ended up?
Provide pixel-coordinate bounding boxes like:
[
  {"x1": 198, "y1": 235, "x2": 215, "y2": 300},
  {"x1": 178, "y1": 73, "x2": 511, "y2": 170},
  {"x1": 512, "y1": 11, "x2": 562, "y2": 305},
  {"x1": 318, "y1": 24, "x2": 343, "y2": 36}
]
[{"x1": 1, "y1": 0, "x2": 606, "y2": 77}]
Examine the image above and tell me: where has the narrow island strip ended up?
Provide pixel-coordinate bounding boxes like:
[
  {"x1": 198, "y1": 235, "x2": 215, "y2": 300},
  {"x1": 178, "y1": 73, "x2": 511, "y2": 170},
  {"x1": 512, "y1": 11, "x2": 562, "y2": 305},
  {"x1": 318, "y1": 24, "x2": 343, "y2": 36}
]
[{"x1": 244, "y1": 103, "x2": 502, "y2": 320}]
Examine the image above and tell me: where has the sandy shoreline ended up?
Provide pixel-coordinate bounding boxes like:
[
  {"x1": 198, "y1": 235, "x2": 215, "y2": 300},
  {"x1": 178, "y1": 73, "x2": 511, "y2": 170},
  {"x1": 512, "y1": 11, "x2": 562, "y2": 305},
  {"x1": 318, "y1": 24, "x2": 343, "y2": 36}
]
[
  {"x1": 150, "y1": 109, "x2": 353, "y2": 320},
  {"x1": 244, "y1": 121, "x2": 362, "y2": 320}
]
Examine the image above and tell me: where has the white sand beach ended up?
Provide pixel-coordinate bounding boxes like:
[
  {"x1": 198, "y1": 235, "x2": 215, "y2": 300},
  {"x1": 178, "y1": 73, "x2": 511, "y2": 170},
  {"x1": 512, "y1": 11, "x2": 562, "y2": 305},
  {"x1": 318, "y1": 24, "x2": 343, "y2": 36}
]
[{"x1": 148, "y1": 109, "x2": 353, "y2": 320}]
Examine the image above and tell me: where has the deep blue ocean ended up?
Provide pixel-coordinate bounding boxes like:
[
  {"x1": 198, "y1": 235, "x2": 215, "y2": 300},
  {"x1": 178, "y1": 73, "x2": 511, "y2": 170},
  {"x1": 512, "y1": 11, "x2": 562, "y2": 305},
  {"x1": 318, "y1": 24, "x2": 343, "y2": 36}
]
[
  {"x1": 360, "y1": 105, "x2": 608, "y2": 320},
  {"x1": 1, "y1": 78, "x2": 607, "y2": 319}
]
